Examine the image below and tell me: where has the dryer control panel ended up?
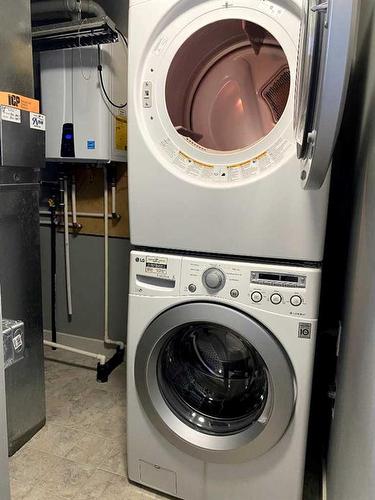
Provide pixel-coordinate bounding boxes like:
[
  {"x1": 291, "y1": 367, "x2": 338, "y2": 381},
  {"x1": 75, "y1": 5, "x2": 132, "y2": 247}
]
[{"x1": 130, "y1": 251, "x2": 322, "y2": 320}]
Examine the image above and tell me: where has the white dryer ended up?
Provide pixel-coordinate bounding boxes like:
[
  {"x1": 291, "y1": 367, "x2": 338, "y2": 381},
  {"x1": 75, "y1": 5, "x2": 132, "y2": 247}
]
[
  {"x1": 127, "y1": 0, "x2": 357, "y2": 261},
  {"x1": 127, "y1": 250, "x2": 322, "y2": 500}
]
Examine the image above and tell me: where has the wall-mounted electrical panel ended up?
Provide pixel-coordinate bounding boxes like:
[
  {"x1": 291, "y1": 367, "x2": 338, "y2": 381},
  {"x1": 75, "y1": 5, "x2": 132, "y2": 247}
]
[{"x1": 40, "y1": 41, "x2": 127, "y2": 163}]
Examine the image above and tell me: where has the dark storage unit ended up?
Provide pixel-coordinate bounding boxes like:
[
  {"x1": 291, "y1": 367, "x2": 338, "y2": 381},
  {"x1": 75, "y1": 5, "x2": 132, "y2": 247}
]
[{"x1": 0, "y1": 0, "x2": 46, "y2": 456}]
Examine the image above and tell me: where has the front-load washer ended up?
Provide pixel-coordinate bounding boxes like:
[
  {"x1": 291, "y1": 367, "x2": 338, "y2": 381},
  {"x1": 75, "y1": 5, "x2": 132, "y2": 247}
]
[
  {"x1": 128, "y1": 0, "x2": 357, "y2": 261},
  {"x1": 127, "y1": 250, "x2": 322, "y2": 500}
]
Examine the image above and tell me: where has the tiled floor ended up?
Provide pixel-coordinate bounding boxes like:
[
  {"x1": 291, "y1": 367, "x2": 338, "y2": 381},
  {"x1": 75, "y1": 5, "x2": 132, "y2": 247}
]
[
  {"x1": 9, "y1": 347, "x2": 320, "y2": 500},
  {"x1": 9, "y1": 347, "x2": 166, "y2": 500}
]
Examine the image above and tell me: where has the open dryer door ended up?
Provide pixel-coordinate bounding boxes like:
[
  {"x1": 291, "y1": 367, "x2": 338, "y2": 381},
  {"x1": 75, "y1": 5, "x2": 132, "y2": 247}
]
[{"x1": 294, "y1": 0, "x2": 357, "y2": 190}]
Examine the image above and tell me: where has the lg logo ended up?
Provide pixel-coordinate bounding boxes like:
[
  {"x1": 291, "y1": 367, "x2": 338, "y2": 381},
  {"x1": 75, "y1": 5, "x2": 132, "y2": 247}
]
[
  {"x1": 8, "y1": 94, "x2": 20, "y2": 107},
  {"x1": 135, "y1": 257, "x2": 145, "y2": 263}
]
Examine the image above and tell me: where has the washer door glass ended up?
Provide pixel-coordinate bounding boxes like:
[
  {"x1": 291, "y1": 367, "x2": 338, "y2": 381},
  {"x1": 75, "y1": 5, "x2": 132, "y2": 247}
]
[
  {"x1": 165, "y1": 19, "x2": 290, "y2": 152},
  {"x1": 157, "y1": 322, "x2": 269, "y2": 435}
]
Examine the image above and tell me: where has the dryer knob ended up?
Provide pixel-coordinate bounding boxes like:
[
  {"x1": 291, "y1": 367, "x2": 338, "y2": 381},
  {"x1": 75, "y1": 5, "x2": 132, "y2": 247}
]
[{"x1": 202, "y1": 268, "x2": 226, "y2": 292}]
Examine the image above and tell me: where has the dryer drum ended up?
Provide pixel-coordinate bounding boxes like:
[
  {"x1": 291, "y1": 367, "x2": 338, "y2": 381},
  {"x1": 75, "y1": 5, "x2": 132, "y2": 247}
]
[
  {"x1": 157, "y1": 323, "x2": 269, "y2": 436},
  {"x1": 165, "y1": 19, "x2": 291, "y2": 152}
]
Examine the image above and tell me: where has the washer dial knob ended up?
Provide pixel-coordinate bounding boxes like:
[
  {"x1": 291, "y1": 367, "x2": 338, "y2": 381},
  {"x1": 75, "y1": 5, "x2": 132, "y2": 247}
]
[{"x1": 202, "y1": 268, "x2": 226, "y2": 292}]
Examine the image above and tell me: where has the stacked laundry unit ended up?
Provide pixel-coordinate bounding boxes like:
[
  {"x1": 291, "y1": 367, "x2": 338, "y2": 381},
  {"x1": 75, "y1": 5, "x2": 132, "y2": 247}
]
[{"x1": 126, "y1": 1, "x2": 357, "y2": 499}]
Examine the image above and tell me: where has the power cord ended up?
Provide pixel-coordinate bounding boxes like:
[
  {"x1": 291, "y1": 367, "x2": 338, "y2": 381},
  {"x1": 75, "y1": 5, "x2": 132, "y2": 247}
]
[{"x1": 97, "y1": 28, "x2": 128, "y2": 109}]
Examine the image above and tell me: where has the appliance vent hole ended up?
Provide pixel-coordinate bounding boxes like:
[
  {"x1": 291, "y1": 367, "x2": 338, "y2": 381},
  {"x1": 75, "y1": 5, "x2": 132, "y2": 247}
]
[{"x1": 260, "y1": 65, "x2": 290, "y2": 123}]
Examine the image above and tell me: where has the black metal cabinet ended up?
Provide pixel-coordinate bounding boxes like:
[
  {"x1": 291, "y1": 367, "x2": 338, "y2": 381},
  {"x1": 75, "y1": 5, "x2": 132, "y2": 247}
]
[{"x1": 0, "y1": 168, "x2": 46, "y2": 455}]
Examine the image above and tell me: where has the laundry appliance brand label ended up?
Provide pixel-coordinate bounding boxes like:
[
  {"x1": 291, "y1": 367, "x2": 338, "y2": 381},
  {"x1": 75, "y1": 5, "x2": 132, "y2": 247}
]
[{"x1": 145, "y1": 256, "x2": 168, "y2": 275}]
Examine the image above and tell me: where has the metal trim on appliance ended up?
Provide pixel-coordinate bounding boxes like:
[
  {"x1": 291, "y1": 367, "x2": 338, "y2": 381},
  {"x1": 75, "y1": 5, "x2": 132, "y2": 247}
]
[
  {"x1": 295, "y1": 0, "x2": 357, "y2": 190},
  {"x1": 294, "y1": 0, "x2": 322, "y2": 159},
  {"x1": 135, "y1": 302, "x2": 296, "y2": 463}
]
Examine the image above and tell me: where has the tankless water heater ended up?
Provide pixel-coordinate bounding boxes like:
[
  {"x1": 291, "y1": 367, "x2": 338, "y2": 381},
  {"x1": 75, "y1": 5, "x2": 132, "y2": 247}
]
[{"x1": 40, "y1": 41, "x2": 127, "y2": 163}]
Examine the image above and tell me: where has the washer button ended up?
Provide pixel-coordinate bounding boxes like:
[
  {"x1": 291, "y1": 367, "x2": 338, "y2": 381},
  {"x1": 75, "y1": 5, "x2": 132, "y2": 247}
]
[
  {"x1": 291, "y1": 295, "x2": 303, "y2": 307},
  {"x1": 230, "y1": 289, "x2": 239, "y2": 298},
  {"x1": 251, "y1": 291, "x2": 263, "y2": 303},
  {"x1": 270, "y1": 293, "x2": 282, "y2": 305},
  {"x1": 188, "y1": 284, "x2": 197, "y2": 293}
]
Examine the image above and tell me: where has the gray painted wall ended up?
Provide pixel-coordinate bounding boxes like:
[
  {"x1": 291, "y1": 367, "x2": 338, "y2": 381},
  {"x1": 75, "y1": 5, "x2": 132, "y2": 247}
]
[
  {"x1": 40, "y1": 228, "x2": 132, "y2": 342},
  {"x1": 327, "y1": 2, "x2": 375, "y2": 500},
  {"x1": 97, "y1": 0, "x2": 129, "y2": 33}
]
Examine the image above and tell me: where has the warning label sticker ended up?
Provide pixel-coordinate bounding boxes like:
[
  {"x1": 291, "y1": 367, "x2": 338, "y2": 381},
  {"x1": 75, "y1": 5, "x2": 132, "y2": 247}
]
[
  {"x1": 115, "y1": 116, "x2": 127, "y2": 150},
  {"x1": 1, "y1": 106, "x2": 21, "y2": 123},
  {"x1": 12, "y1": 334, "x2": 23, "y2": 352},
  {"x1": 146, "y1": 256, "x2": 168, "y2": 275},
  {"x1": 30, "y1": 112, "x2": 46, "y2": 130},
  {"x1": 160, "y1": 137, "x2": 293, "y2": 183},
  {"x1": 0, "y1": 92, "x2": 39, "y2": 113}
]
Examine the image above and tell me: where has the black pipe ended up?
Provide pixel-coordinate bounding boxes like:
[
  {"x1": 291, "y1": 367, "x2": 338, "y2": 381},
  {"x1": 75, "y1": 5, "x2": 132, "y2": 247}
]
[
  {"x1": 49, "y1": 197, "x2": 57, "y2": 349},
  {"x1": 97, "y1": 346, "x2": 125, "y2": 383}
]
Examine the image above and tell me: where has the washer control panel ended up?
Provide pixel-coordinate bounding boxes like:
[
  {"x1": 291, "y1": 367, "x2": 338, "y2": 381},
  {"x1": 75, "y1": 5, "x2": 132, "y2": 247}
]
[
  {"x1": 251, "y1": 271, "x2": 306, "y2": 288},
  {"x1": 130, "y1": 251, "x2": 322, "y2": 319},
  {"x1": 180, "y1": 256, "x2": 321, "y2": 319}
]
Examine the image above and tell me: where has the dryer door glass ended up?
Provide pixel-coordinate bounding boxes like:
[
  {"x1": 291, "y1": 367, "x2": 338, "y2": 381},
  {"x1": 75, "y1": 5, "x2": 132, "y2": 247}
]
[
  {"x1": 165, "y1": 19, "x2": 290, "y2": 152},
  {"x1": 157, "y1": 323, "x2": 269, "y2": 435}
]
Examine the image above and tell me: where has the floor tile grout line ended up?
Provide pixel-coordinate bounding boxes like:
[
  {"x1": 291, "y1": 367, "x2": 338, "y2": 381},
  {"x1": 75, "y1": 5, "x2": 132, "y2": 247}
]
[
  {"x1": 24, "y1": 439, "x2": 120, "y2": 471},
  {"x1": 97, "y1": 465, "x2": 128, "y2": 479},
  {"x1": 28, "y1": 421, "x2": 127, "y2": 444},
  {"x1": 23, "y1": 423, "x2": 126, "y2": 471},
  {"x1": 10, "y1": 350, "x2": 132, "y2": 499}
]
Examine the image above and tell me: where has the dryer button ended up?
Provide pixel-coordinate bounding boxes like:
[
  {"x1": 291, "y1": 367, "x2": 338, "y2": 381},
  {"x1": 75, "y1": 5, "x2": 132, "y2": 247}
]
[
  {"x1": 143, "y1": 81, "x2": 152, "y2": 108},
  {"x1": 251, "y1": 291, "x2": 263, "y2": 303},
  {"x1": 188, "y1": 284, "x2": 197, "y2": 293},
  {"x1": 270, "y1": 293, "x2": 282, "y2": 305}
]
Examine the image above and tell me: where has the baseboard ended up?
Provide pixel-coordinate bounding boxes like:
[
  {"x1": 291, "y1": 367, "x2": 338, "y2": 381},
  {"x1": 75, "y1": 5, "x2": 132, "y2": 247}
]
[{"x1": 43, "y1": 330, "x2": 117, "y2": 357}]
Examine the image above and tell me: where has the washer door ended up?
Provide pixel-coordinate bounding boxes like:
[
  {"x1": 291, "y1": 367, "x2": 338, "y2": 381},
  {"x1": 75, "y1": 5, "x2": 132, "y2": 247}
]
[{"x1": 135, "y1": 302, "x2": 295, "y2": 463}]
